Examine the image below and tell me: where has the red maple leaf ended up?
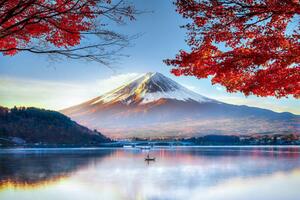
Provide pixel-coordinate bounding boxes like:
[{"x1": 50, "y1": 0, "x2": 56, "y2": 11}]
[
  {"x1": 0, "y1": 0, "x2": 136, "y2": 64},
  {"x1": 165, "y1": 0, "x2": 300, "y2": 98}
]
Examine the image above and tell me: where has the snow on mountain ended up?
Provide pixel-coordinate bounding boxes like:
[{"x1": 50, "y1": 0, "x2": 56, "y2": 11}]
[
  {"x1": 61, "y1": 72, "x2": 299, "y2": 139},
  {"x1": 90, "y1": 72, "x2": 213, "y2": 105}
]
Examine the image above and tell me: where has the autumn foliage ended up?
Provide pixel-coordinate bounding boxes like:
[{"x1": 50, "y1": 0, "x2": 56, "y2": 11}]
[
  {"x1": 0, "y1": 0, "x2": 136, "y2": 64},
  {"x1": 165, "y1": 0, "x2": 300, "y2": 98}
]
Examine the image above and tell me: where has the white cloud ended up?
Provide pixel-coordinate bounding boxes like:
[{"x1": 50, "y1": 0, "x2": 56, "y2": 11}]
[
  {"x1": 0, "y1": 73, "x2": 141, "y2": 111},
  {"x1": 0, "y1": 73, "x2": 298, "y2": 115},
  {"x1": 95, "y1": 73, "x2": 140, "y2": 94},
  {"x1": 0, "y1": 77, "x2": 89, "y2": 110},
  {"x1": 181, "y1": 84, "x2": 198, "y2": 92}
]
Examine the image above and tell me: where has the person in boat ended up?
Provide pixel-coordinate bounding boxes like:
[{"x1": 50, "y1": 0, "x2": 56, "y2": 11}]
[{"x1": 145, "y1": 154, "x2": 155, "y2": 161}]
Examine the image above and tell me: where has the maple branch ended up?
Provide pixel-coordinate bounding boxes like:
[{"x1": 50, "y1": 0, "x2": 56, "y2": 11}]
[
  {"x1": 167, "y1": 0, "x2": 300, "y2": 98},
  {"x1": 0, "y1": 0, "x2": 140, "y2": 66}
]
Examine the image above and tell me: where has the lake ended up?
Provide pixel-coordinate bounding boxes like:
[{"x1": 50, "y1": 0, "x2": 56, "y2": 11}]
[{"x1": 1, "y1": 146, "x2": 300, "y2": 200}]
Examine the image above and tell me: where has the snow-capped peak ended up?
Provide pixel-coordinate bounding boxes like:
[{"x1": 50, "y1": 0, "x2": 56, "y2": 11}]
[{"x1": 91, "y1": 72, "x2": 213, "y2": 105}]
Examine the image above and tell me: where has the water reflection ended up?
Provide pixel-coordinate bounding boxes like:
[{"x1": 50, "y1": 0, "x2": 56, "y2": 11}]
[
  {"x1": 0, "y1": 148, "x2": 115, "y2": 188},
  {"x1": 0, "y1": 147, "x2": 300, "y2": 200}
]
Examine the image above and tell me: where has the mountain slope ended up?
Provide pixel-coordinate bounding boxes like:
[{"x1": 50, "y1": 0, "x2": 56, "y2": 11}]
[
  {"x1": 62, "y1": 72, "x2": 299, "y2": 139},
  {"x1": 0, "y1": 106, "x2": 111, "y2": 146},
  {"x1": 88, "y1": 72, "x2": 213, "y2": 105}
]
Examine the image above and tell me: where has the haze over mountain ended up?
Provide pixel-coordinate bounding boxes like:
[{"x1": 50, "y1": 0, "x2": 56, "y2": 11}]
[{"x1": 62, "y1": 72, "x2": 299, "y2": 139}]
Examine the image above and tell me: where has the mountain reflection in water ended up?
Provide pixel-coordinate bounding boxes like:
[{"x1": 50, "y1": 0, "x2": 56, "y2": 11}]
[
  {"x1": 0, "y1": 147, "x2": 300, "y2": 200},
  {"x1": 0, "y1": 148, "x2": 115, "y2": 188}
]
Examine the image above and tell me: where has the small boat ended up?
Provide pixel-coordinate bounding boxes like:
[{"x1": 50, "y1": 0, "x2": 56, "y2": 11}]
[{"x1": 144, "y1": 154, "x2": 155, "y2": 161}]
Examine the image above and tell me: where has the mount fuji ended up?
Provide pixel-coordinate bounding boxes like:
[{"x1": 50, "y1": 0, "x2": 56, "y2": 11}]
[{"x1": 61, "y1": 72, "x2": 299, "y2": 139}]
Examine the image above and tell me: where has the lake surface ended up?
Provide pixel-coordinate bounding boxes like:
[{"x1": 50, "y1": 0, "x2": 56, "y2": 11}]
[{"x1": 1, "y1": 146, "x2": 300, "y2": 200}]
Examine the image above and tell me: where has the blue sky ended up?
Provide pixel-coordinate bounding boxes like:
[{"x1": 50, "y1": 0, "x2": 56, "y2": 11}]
[{"x1": 0, "y1": 0, "x2": 299, "y2": 114}]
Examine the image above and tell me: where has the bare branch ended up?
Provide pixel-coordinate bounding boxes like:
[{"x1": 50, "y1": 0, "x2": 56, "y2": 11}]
[{"x1": 0, "y1": 0, "x2": 141, "y2": 66}]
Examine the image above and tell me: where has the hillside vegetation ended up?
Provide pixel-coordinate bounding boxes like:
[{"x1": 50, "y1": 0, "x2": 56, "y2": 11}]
[{"x1": 0, "y1": 106, "x2": 110, "y2": 147}]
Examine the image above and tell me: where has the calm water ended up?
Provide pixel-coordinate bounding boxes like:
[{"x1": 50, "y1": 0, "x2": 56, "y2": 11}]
[{"x1": 1, "y1": 147, "x2": 300, "y2": 200}]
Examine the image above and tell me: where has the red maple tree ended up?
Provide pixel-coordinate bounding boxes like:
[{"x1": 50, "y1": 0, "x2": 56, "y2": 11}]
[
  {"x1": 0, "y1": 0, "x2": 136, "y2": 64},
  {"x1": 165, "y1": 0, "x2": 300, "y2": 98}
]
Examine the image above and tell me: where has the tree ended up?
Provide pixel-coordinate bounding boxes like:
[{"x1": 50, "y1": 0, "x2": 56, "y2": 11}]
[
  {"x1": 0, "y1": 0, "x2": 137, "y2": 65},
  {"x1": 165, "y1": 0, "x2": 300, "y2": 98}
]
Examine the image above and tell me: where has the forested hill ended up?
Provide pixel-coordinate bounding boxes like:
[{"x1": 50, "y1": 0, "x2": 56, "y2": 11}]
[{"x1": 0, "y1": 106, "x2": 111, "y2": 147}]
